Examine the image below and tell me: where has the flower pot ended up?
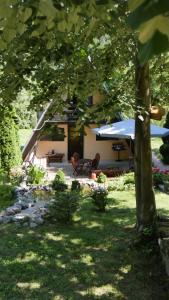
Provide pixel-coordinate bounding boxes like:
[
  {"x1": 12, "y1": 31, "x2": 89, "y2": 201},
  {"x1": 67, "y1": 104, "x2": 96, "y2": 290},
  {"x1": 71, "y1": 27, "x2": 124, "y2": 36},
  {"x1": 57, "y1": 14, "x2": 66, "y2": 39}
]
[
  {"x1": 150, "y1": 106, "x2": 165, "y2": 121},
  {"x1": 90, "y1": 172, "x2": 97, "y2": 180}
]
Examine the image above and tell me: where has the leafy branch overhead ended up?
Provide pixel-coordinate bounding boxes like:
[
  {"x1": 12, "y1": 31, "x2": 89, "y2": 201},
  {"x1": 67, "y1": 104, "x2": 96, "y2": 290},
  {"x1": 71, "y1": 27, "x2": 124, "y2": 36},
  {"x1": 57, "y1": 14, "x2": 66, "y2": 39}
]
[{"x1": 128, "y1": 0, "x2": 169, "y2": 61}]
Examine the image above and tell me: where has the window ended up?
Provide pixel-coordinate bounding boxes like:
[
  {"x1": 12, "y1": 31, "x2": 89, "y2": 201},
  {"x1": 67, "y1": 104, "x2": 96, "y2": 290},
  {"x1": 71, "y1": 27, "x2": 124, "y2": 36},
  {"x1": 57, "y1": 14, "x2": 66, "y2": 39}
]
[{"x1": 39, "y1": 124, "x2": 65, "y2": 141}]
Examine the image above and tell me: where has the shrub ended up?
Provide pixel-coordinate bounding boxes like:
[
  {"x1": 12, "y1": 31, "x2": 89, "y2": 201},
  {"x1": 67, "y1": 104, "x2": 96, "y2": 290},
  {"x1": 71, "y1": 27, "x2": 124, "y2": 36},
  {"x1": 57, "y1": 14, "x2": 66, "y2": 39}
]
[
  {"x1": 71, "y1": 180, "x2": 81, "y2": 191},
  {"x1": 160, "y1": 144, "x2": 169, "y2": 164},
  {"x1": 53, "y1": 182, "x2": 68, "y2": 192},
  {"x1": 152, "y1": 168, "x2": 169, "y2": 186},
  {"x1": 0, "y1": 106, "x2": 22, "y2": 171},
  {"x1": 0, "y1": 169, "x2": 8, "y2": 185},
  {"x1": 52, "y1": 170, "x2": 67, "y2": 191},
  {"x1": 27, "y1": 165, "x2": 45, "y2": 185},
  {"x1": 97, "y1": 172, "x2": 107, "y2": 184},
  {"x1": 91, "y1": 186, "x2": 108, "y2": 212},
  {"x1": 9, "y1": 166, "x2": 24, "y2": 185},
  {"x1": 48, "y1": 191, "x2": 79, "y2": 223},
  {"x1": 123, "y1": 172, "x2": 135, "y2": 184},
  {"x1": 0, "y1": 185, "x2": 15, "y2": 209},
  {"x1": 153, "y1": 172, "x2": 164, "y2": 186},
  {"x1": 108, "y1": 173, "x2": 135, "y2": 192}
]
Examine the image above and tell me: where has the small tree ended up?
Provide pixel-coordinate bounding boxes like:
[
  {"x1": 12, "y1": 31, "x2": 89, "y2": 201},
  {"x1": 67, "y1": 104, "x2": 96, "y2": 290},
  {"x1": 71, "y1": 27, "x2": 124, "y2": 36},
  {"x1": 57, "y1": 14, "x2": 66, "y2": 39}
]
[{"x1": 0, "y1": 106, "x2": 22, "y2": 172}]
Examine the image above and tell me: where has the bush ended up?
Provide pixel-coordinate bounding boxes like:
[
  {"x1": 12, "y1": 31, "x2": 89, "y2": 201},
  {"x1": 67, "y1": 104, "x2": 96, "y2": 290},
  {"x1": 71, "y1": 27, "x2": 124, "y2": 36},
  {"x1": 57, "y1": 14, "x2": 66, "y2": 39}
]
[
  {"x1": 52, "y1": 170, "x2": 67, "y2": 191},
  {"x1": 153, "y1": 172, "x2": 164, "y2": 186},
  {"x1": 53, "y1": 182, "x2": 68, "y2": 192},
  {"x1": 97, "y1": 172, "x2": 107, "y2": 184},
  {"x1": 9, "y1": 166, "x2": 24, "y2": 185},
  {"x1": 91, "y1": 186, "x2": 108, "y2": 212},
  {"x1": 160, "y1": 144, "x2": 169, "y2": 164},
  {"x1": 0, "y1": 185, "x2": 15, "y2": 209},
  {"x1": 48, "y1": 191, "x2": 79, "y2": 223},
  {"x1": 27, "y1": 165, "x2": 45, "y2": 185},
  {"x1": 108, "y1": 173, "x2": 135, "y2": 192},
  {"x1": 0, "y1": 169, "x2": 8, "y2": 185},
  {"x1": 152, "y1": 168, "x2": 169, "y2": 186},
  {"x1": 71, "y1": 180, "x2": 81, "y2": 191},
  {"x1": 123, "y1": 172, "x2": 135, "y2": 184},
  {"x1": 0, "y1": 106, "x2": 22, "y2": 171}
]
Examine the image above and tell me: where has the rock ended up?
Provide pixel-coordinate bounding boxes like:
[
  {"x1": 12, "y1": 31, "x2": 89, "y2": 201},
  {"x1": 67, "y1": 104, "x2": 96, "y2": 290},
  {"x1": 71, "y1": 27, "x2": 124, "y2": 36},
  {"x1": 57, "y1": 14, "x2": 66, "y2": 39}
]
[
  {"x1": 39, "y1": 207, "x2": 48, "y2": 215},
  {"x1": 2, "y1": 216, "x2": 13, "y2": 224},
  {"x1": 0, "y1": 216, "x2": 4, "y2": 223},
  {"x1": 13, "y1": 214, "x2": 30, "y2": 223},
  {"x1": 33, "y1": 217, "x2": 44, "y2": 225},
  {"x1": 30, "y1": 222, "x2": 38, "y2": 228},
  {"x1": 12, "y1": 206, "x2": 22, "y2": 214},
  {"x1": 6, "y1": 207, "x2": 16, "y2": 216}
]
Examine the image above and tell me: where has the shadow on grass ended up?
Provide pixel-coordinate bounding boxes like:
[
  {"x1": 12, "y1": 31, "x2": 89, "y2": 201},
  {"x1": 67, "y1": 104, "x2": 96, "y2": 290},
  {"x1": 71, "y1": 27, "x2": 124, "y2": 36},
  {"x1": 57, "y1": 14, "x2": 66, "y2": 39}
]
[{"x1": 0, "y1": 197, "x2": 169, "y2": 300}]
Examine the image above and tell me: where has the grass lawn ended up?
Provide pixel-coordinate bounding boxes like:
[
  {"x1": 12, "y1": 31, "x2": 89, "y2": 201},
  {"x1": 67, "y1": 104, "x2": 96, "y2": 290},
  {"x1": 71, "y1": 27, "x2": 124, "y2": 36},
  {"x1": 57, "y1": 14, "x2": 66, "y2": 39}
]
[
  {"x1": 0, "y1": 191, "x2": 169, "y2": 300},
  {"x1": 19, "y1": 129, "x2": 32, "y2": 149}
]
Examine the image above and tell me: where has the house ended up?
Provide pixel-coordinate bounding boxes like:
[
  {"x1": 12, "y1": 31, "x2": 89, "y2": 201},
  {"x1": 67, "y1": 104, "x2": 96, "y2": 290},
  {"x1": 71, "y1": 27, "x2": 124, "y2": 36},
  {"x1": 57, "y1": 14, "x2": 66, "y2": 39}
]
[{"x1": 22, "y1": 93, "x2": 130, "y2": 168}]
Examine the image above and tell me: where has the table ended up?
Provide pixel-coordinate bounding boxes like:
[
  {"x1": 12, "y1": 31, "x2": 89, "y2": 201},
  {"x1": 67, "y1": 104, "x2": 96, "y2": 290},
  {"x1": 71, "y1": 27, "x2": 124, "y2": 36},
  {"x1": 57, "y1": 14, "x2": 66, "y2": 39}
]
[
  {"x1": 45, "y1": 153, "x2": 64, "y2": 164},
  {"x1": 75, "y1": 158, "x2": 92, "y2": 175}
]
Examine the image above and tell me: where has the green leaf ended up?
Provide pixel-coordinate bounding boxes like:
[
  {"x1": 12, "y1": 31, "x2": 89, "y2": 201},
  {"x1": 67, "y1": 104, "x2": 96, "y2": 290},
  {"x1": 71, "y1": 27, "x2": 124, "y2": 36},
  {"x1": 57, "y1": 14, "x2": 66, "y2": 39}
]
[
  {"x1": 139, "y1": 31, "x2": 169, "y2": 63},
  {"x1": 3, "y1": 28, "x2": 16, "y2": 42},
  {"x1": 128, "y1": 0, "x2": 146, "y2": 12},
  {"x1": 139, "y1": 15, "x2": 169, "y2": 44},
  {"x1": 0, "y1": 39, "x2": 7, "y2": 50},
  {"x1": 38, "y1": 0, "x2": 56, "y2": 19},
  {"x1": 20, "y1": 8, "x2": 32, "y2": 23}
]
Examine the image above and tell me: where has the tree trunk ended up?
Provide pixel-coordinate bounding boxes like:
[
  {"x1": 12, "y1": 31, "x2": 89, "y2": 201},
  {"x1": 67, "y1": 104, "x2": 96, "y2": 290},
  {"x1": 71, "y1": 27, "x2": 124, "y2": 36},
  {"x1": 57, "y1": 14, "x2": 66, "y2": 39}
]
[{"x1": 135, "y1": 60, "x2": 156, "y2": 233}]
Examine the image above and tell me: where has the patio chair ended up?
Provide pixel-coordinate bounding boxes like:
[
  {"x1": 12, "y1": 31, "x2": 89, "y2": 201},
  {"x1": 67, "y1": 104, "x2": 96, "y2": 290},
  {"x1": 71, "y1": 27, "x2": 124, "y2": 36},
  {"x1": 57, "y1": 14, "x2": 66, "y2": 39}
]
[
  {"x1": 70, "y1": 153, "x2": 82, "y2": 176},
  {"x1": 91, "y1": 153, "x2": 100, "y2": 169},
  {"x1": 86, "y1": 153, "x2": 100, "y2": 174}
]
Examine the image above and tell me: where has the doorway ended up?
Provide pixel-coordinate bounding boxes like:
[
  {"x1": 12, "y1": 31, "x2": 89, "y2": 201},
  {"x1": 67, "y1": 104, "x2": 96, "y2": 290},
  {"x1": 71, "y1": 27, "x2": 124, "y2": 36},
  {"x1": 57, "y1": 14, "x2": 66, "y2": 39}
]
[{"x1": 68, "y1": 124, "x2": 84, "y2": 160}]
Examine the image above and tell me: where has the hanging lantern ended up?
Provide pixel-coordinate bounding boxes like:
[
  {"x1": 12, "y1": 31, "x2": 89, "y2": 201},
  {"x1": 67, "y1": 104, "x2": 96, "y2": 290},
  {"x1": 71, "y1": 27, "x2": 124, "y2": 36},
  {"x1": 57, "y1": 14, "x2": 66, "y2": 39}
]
[{"x1": 150, "y1": 106, "x2": 165, "y2": 121}]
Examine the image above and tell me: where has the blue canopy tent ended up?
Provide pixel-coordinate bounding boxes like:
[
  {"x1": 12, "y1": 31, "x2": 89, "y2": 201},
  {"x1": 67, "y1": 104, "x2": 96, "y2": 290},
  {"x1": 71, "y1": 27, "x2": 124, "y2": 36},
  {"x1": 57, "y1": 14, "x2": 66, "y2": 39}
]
[
  {"x1": 93, "y1": 119, "x2": 169, "y2": 139},
  {"x1": 93, "y1": 119, "x2": 169, "y2": 167}
]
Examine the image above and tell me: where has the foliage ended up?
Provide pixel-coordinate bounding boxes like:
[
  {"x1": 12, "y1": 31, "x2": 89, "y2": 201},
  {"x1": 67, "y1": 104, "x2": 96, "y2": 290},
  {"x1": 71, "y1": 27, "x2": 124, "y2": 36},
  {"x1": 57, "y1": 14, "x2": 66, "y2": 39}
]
[
  {"x1": 108, "y1": 172, "x2": 135, "y2": 192},
  {"x1": 14, "y1": 89, "x2": 37, "y2": 129},
  {"x1": 123, "y1": 172, "x2": 135, "y2": 184},
  {"x1": 91, "y1": 186, "x2": 108, "y2": 212},
  {"x1": 52, "y1": 182, "x2": 68, "y2": 192},
  {"x1": 53, "y1": 170, "x2": 66, "y2": 184},
  {"x1": 97, "y1": 172, "x2": 107, "y2": 184},
  {"x1": 71, "y1": 180, "x2": 81, "y2": 192},
  {"x1": 27, "y1": 165, "x2": 45, "y2": 185},
  {"x1": 0, "y1": 185, "x2": 14, "y2": 207},
  {"x1": 128, "y1": 0, "x2": 169, "y2": 61},
  {"x1": 19, "y1": 129, "x2": 32, "y2": 150},
  {"x1": 0, "y1": 169, "x2": 8, "y2": 185},
  {"x1": 48, "y1": 191, "x2": 79, "y2": 223},
  {"x1": 9, "y1": 166, "x2": 24, "y2": 186},
  {"x1": 159, "y1": 144, "x2": 169, "y2": 164},
  {"x1": 0, "y1": 106, "x2": 22, "y2": 171},
  {"x1": 52, "y1": 170, "x2": 68, "y2": 191},
  {"x1": 152, "y1": 167, "x2": 169, "y2": 186}
]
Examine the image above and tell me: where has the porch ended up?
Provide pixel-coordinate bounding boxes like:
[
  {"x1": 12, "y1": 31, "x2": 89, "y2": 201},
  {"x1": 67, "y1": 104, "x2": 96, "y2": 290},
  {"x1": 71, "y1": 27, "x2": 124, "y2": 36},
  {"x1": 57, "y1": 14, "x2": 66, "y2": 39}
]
[{"x1": 45, "y1": 160, "x2": 130, "y2": 182}]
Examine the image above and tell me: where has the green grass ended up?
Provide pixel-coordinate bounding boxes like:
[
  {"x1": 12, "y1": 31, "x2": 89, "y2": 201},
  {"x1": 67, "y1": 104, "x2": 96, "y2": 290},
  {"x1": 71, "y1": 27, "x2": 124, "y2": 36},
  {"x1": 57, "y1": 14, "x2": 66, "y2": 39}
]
[
  {"x1": 0, "y1": 191, "x2": 169, "y2": 300},
  {"x1": 19, "y1": 129, "x2": 32, "y2": 149}
]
